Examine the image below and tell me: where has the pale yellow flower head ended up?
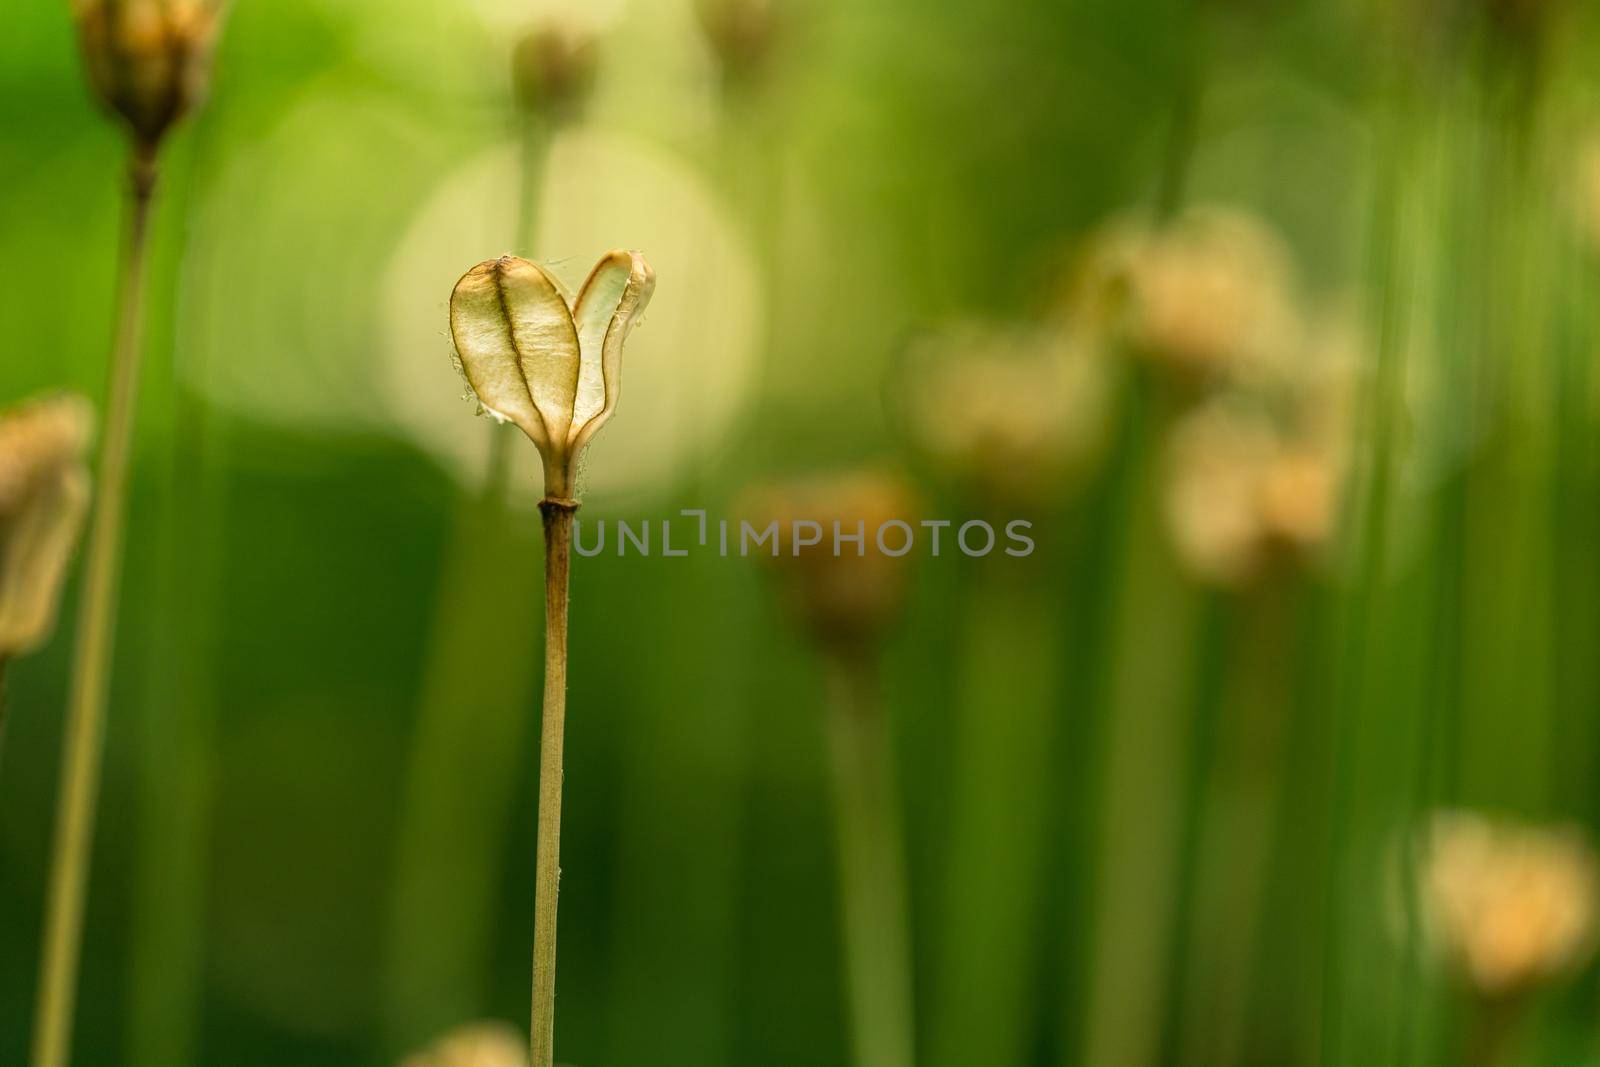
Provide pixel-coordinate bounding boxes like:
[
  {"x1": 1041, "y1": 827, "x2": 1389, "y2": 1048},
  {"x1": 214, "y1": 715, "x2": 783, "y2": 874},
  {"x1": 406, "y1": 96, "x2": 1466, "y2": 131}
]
[
  {"x1": 0, "y1": 395, "x2": 94, "y2": 658},
  {"x1": 400, "y1": 1022, "x2": 527, "y2": 1067},
  {"x1": 901, "y1": 321, "x2": 1113, "y2": 510},
  {"x1": 1422, "y1": 810, "x2": 1600, "y2": 998},
  {"x1": 449, "y1": 250, "x2": 655, "y2": 502},
  {"x1": 1163, "y1": 396, "x2": 1339, "y2": 588},
  {"x1": 70, "y1": 0, "x2": 227, "y2": 150},
  {"x1": 1082, "y1": 207, "x2": 1302, "y2": 382}
]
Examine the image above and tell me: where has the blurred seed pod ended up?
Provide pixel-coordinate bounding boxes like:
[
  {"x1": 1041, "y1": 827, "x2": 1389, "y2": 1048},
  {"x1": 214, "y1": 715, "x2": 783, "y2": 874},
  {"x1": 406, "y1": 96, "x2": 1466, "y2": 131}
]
[
  {"x1": 511, "y1": 23, "x2": 599, "y2": 127},
  {"x1": 399, "y1": 1022, "x2": 527, "y2": 1067},
  {"x1": 70, "y1": 0, "x2": 227, "y2": 151},
  {"x1": 1419, "y1": 811, "x2": 1599, "y2": 999},
  {"x1": 898, "y1": 321, "x2": 1115, "y2": 513},
  {"x1": 1162, "y1": 394, "x2": 1342, "y2": 589},
  {"x1": 448, "y1": 250, "x2": 655, "y2": 501},
  {"x1": 1072, "y1": 206, "x2": 1304, "y2": 387},
  {"x1": 695, "y1": 0, "x2": 783, "y2": 88},
  {"x1": 743, "y1": 471, "x2": 919, "y2": 657},
  {"x1": 0, "y1": 395, "x2": 94, "y2": 658}
]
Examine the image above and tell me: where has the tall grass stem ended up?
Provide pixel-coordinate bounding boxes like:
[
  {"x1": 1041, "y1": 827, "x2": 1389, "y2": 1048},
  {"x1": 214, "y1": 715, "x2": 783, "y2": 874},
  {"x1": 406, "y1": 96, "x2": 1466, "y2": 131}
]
[
  {"x1": 932, "y1": 572, "x2": 1056, "y2": 1067},
  {"x1": 383, "y1": 123, "x2": 546, "y2": 1049},
  {"x1": 823, "y1": 653, "x2": 915, "y2": 1067},
  {"x1": 33, "y1": 144, "x2": 158, "y2": 1067}
]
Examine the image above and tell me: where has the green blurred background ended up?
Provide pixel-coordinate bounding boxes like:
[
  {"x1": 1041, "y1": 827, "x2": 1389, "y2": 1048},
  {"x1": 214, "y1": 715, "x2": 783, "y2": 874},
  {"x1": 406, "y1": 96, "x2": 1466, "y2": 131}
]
[{"x1": 5, "y1": 0, "x2": 1600, "y2": 1064}]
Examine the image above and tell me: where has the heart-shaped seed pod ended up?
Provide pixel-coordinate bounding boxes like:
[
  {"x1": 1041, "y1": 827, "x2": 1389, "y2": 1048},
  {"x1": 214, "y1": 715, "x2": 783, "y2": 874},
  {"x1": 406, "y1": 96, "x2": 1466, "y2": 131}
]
[{"x1": 449, "y1": 250, "x2": 655, "y2": 502}]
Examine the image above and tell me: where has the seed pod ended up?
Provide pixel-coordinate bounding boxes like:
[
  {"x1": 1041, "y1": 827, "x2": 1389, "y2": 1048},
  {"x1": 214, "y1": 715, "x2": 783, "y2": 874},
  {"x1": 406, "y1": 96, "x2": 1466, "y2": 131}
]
[
  {"x1": 449, "y1": 250, "x2": 655, "y2": 501},
  {"x1": 744, "y1": 472, "x2": 918, "y2": 656},
  {"x1": 70, "y1": 0, "x2": 227, "y2": 151},
  {"x1": 511, "y1": 23, "x2": 600, "y2": 127},
  {"x1": 695, "y1": 0, "x2": 782, "y2": 88},
  {"x1": 0, "y1": 395, "x2": 94, "y2": 658}
]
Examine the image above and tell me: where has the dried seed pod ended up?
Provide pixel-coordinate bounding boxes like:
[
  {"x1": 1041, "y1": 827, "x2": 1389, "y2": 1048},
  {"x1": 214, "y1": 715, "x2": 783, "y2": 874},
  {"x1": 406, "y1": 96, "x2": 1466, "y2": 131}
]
[
  {"x1": 70, "y1": 0, "x2": 227, "y2": 152},
  {"x1": 0, "y1": 395, "x2": 94, "y2": 658},
  {"x1": 449, "y1": 250, "x2": 655, "y2": 501},
  {"x1": 745, "y1": 471, "x2": 918, "y2": 656},
  {"x1": 511, "y1": 23, "x2": 599, "y2": 127},
  {"x1": 1421, "y1": 811, "x2": 1599, "y2": 999},
  {"x1": 400, "y1": 1022, "x2": 527, "y2": 1067}
]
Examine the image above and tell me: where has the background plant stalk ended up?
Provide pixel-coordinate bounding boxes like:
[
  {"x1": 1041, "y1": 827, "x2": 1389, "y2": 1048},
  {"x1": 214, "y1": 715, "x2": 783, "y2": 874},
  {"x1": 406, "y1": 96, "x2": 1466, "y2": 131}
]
[
  {"x1": 33, "y1": 142, "x2": 158, "y2": 1067},
  {"x1": 823, "y1": 650, "x2": 915, "y2": 1067},
  {"x1": 532, "y1": 499, "x2": 575, "y2": 1067},
  {"x1": 382, "y1": 123, "x2": 551, "y2": 1052}
]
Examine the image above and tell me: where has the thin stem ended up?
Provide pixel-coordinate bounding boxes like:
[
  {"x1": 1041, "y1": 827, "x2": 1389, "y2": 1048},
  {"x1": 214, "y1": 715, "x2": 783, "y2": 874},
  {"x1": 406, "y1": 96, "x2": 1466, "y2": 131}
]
[
  {"x1": 383, "y1": 107, "x2": 544, "y2": 1050},
  {"x1": 516, "y1": 119, "x2": 550, "y2": 259},
  {"x1": 32, "y1": 143, "x2": 159, "y2": 1067},
  {"x1": 1465, "y1": 992, "x2": 1522, "y2": 1067},
  {"x1": 1155, "y1": 592, "x2": 1231, "y2": 1066},
  {"x1": 32, "y1": 143, "x2": 158, "y2": 1067},
  {"x1": 1153, "y1": 0, "x2": 1208, "y2": 220},
  {"x1": 382, "y1": 430, "x2": 533, "y2": 1054},
  {"x1": 823, "y1": 652, "x2": 916, "y2": 1067},
  {"x1": 931, "y1": 565, "x2": 1056, "y2": 1067},
  {"x1": 531, "y1": 500, "x2": 574, "y2": 1067}
]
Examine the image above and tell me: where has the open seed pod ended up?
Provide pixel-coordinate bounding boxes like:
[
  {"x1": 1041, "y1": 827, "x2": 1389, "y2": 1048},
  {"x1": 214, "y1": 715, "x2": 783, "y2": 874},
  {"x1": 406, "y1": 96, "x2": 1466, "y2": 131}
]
[
  {"x1": 0, "y1": 395, "x2": 94, "y2": 658},
  {"x1": 70, "y1": 0, "x2": 227, "y2": 151},
  {"x1": 449, "y1": 250, "x2": 655, "y2": 502}
]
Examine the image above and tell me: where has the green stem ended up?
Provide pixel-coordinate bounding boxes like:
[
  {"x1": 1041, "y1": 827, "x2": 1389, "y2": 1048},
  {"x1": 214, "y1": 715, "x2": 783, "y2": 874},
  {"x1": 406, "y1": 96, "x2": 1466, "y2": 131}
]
[
  {"x1": 1154, "y1": 0, "x2": 1208, "y2": 220},
  {"x1": 383, "y1": 431, "x2": 535, "y2": 1053},
  {"x1": 1155, "y1": 592, "x2": 1230, "y2": 1066},
  {"x1": 516, "y1": 119, "x2": 550, "y2": 258},
  {"x1": 1320, "y1": 82, "x2": 1412, "y2": 1065},
  {"x1": 1465, "y1": 993, "x2": 1522, "y2": 1067},
  {"x1": 823, "y1": 652, "x2": 916, "y2": 1067},
  {"x1": 531, "y1": 500, "x2": 574, "y2": 1067},
  {"x1": 386, "y1": 114, "x2": 548, "y2": 1054},
  {"x1": 1059, "y1": 369, "x2": 1153, "y2": 1067},
  {"x1": 932, "y1": 568, "x2": 1056, "y2": 1067},
  {"x1": 33, "y1": 142, "x2": 158, "y2": 1067}
]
